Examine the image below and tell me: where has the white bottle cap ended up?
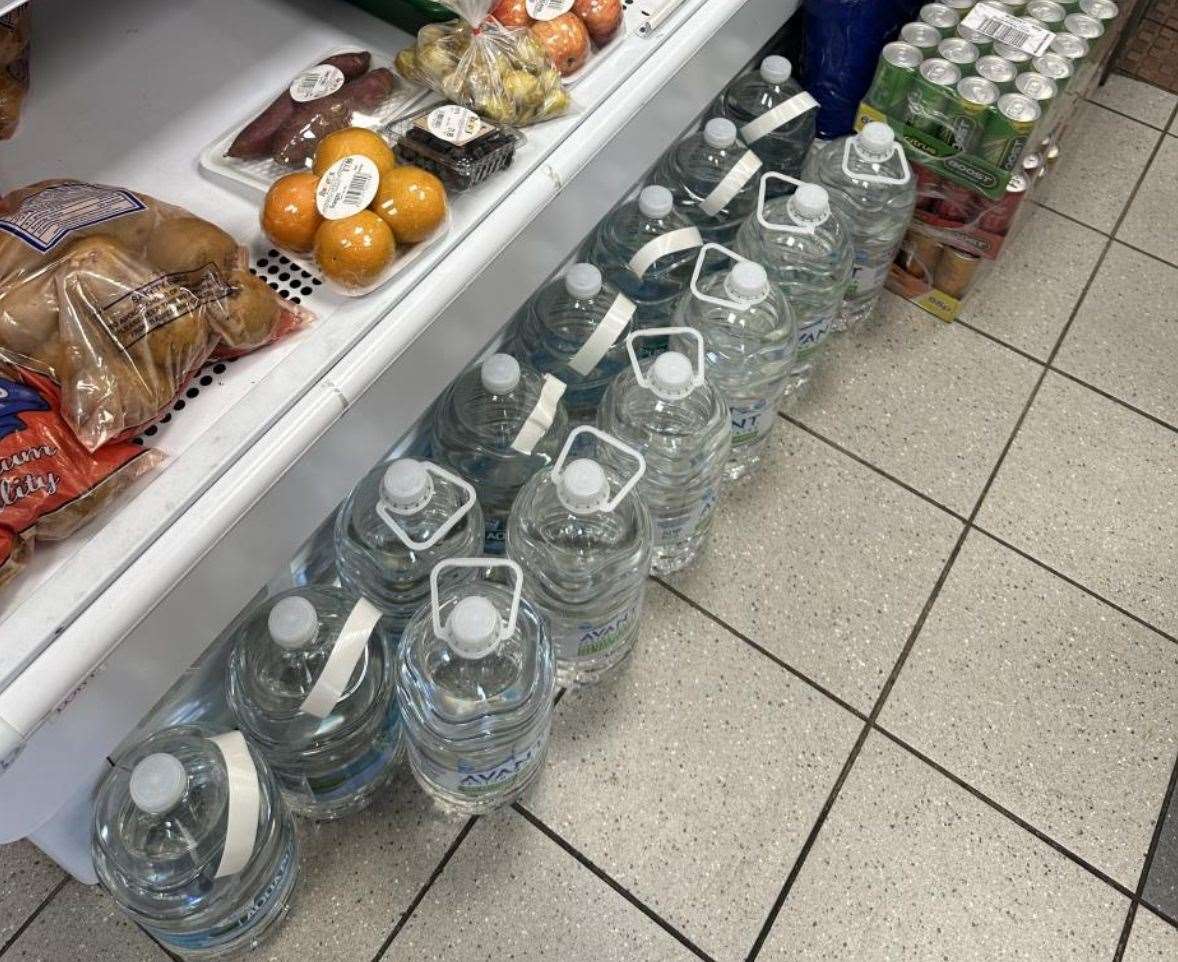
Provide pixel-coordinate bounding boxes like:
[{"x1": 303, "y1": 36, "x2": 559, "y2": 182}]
[
  {"x1": 558, "y1": 458, "x2": 609, "y2": 514},
  {"x1": 649, "y1": 351, "x2": 694, "y2": 399},
  {"x1": 703, "y1": 118, "x2": 737, "y2": 149},
  {"x1": 760, "y1": 55, "x2": 792, "y2": 84},
  {"x1": 791, "y1": 182, "x2": 830, "y2": 222},
  {"x1": 130, "y1": 753, "x2": 187, "y2": 816},
  {"x1": 565, "y1": 263, "x2": 603, "y2": 299},
  {"x1": 268, "y1": 596, "x2": 319, "y2": 651},
  {"x1": 381, "y1": 459, "x2": 434, "y2": 515},
  {"x1": 446, "y1": 595, "x2": 501, "y2": 659},
  {"x1": 481, "y1": 354, "x2": 521, "y2": 395},
  {"x1": 638, "y1": 185, "x2": 673, "y2": 219},
  {"x1": 725, "y1": 261, "x2": 770, "y2": 304},
  {"x1": 857, "y1": 122, "x2": 895, "y2": 158}
]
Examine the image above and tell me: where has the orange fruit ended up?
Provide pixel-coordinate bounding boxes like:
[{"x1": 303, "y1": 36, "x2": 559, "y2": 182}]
[
  {"x1": 314, "y1": 210, "x2": 395, "y2": 289},
  {"x1": 370, "y1": 165, "x2": 447, "y2": 244},
  {"x1": 313, "y1": 127, "x2": 396, "y2": 178},
  {"x1": 261, "y1": 172, "x2": 322, "y2": 253}
]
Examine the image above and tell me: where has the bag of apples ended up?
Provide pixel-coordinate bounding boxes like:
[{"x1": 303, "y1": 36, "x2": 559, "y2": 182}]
[
  {"x1": 394, "y1": 0, "x2": 581, "y2": 126},
  {"x1": 491, "y1": 0, "x2": 623, "y2": 82}
]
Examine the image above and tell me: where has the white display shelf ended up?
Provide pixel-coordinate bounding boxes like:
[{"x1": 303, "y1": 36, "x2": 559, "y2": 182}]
[{"x1": 0, "y1": 0, "x2": 799, "y2": 875}]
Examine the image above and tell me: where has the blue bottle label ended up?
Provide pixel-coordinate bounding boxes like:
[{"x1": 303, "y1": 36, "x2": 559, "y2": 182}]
[{"x1": 729, "y1": 398, "x2": 773, "y2": 447}]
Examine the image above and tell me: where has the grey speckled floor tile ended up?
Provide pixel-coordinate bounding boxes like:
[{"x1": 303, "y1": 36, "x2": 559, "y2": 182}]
[
  {"x1": 960, "y1": 204, "x2": 1106, "y2": 360},
  {"x1": 1056, "y1": 243, "x2": 1178, "y2": 428},
  {"x1": 1124, "y1": 908, "x2": 1178, "y2": 961},
  {"x1": 1035, "y1": 102, "x2": 1160, "y2": 232},
  {"x1": 1091, "y1": 75, "x2": 1178, "y2": 129},
  {"x1": 4, "y1": 881, "x2": 169, "y2": 961},
  {"x1": 880, "y1": 530, "x2": 1178, "y2": 889},
  {"x1": 258, "y1": 769, "x2": 466, "y2": 962},
  {"x1": 388, "y1": 811, "x2": 699, "y2": 962},
  {"x1": 668, "y1": 420, "x2": 962, "y2": 713},
  {"x1": 525, "y1": 583, "x2": 862, "y2": 962},
  {"x1": 977, "y1": 372, "x2": 1178, "y2": 636},
  {"x1": 757, "y1": 733, "x2": 1128, "y2": 961},
  {"x1": 1119, "y1": 136, "x2": 1178, "y2": 269},
  {"x1": 791, "y1": 292, "x2": 1041, "y2": 515},
  {"x1": 0, "y1": 840, "x2": 64, "y2": 943},
  {"x1": 1145, "y1": 788, "x2": 1178, "y2": 920}
]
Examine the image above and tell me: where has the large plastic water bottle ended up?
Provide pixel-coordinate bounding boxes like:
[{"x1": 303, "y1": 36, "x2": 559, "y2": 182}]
[
  {"x1": 226, "y1": 587, "x2": 402, "y2": 820},
  {"x1": 583, "y1": 185, "x2": 704, "y2": 330},
  {"x1": 334, "y1": 458, "x2": 483, "y2": 637},
  {"x1": 509, "y1": 263, "x2": 638, "y2": 424},
  {"x1": 712, "y1": 56, "x2": 819, "y2": 185},
  {"x1": 397, "y1": 559, "x2": 555, "y2": 814},
  {"x1": 735, "y1": 175, "x2": 853, "y2": 397},
  {"x1": 802, "y1": 122, "x2": 916, "y2": 329},
  {"x1": 430, "y1": 353, "x2": 569, "y2": 555},
  {"x1": 92, "y1": 726, "x2": 299, "y2": 959},
  {"x1": 674, "y1": 244, "x2": 797, "y2": 480},
  {"x1": 506, "y1": 426, "x2": 652, "y2": 687},
  {"x1": 597, "y1": 330, "x2": 731, "y2": 573},
  {"x1": 653, "y1": 118, "x2": 764, "y2": 245}
]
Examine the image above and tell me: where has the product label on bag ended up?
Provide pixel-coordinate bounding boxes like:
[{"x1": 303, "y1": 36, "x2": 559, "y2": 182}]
[
  {"x1": 564, "y1": 600, "x2": 641, "y2": 660},
  {"x1": 289, "y1": 64, "x2": 345, "y2": 102},
  {"x1": 526, "y1": 0, "x2": 575, "y2": 19},
  {"x1": 729, "y1": 398, "x2": 773, "y2": 447},
  {"x1": 962, "y1": 3, "x2": 1053, "y2": 56},
  {"x1": 316, "y1": 155, "x2": 380, "y2": 220},
  {"x1": 0, "y1": 182, "x2": 146, "y2": 253},
  {"x1": 99, "y1": 263, "x2": 232, "y2": 349},
  {"x1": 424, "y1": 105, "x2": 491, "y2": 146}
]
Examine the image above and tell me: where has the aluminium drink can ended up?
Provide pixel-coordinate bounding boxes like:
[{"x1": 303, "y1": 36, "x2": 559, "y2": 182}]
[
  {"x1": 1056, "y1": 0, "x2": 1081, "y2": 10},
  {"x1": 1079, "y1": 0, "x2": 1118, "y2": 23},
  {"x1": 975, "y1": 54, "x2": 1019, "y2": 91},
  {"x1": 1026, "y1": 0, "x2": 1067, "y2": 29},
  {"x1": 977, "y1": 171, "x2": 1028, "y2": 233},
  {"x1": 943, "y1": 0, "x2": 976, "y2": 10},
  {"x1": 1031, "y1": 51, "x2": 1073, "y2": 90},
  {"x1": 994, "y1": 41, "x2": 1033, "y2": 63},
  {"x1": 979, "y1": 92, "x2": 1040, "y2": 170},
  {"x1": 920, "y1": 2, "x2": 962, "y2": 36},
  {"x1": 1063, "y1": 12, "x2": 1104, "y2": 38},
  {"x1": 1022, "y1": 152, "x2": 1043, "y2": 177},
  {"x1": 938, "y1": 37, "x2": 981, "y2": 68},
  {"x1": 934, "y1": 247, "x2": 981, "y2": 298},
  {"x1": 901, "y1": 21, "x2": 945, "y2": 54},
  {"x1": 868, "y1": 42, "x2": 925, "y2": 117},
  {"x1": 907, "y1": 58, "x2": 963, "y2": 141},
  {"x1": 901, "y1": 232, "x2": 945, "y2": 280},
  {"x1": 1014, "y1": 71, "x2": 1057, "y2": 117},
  {"x1": 1050, "y1": 31, "x2": 1090, "y2": 62},
  {"x1": 1000, "y1": 0, "x2": 1028, "y2": 9},
  {"x1": 954, "y1": 76, "x2": 1000, "y2": 152},
  {"x1": 956, "y1": 23, "x2": 994, "y2": 54}
]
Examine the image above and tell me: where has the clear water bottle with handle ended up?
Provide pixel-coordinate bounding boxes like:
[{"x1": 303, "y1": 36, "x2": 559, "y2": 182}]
[
  {"x1": 92, "y1": 726, "x2": 299, "y2": 960},
  {"x1": 802, "y1": 122, "x2": 916, "y2": 329},
  {"x1": 509, "y1": 263, "x2": 638, "y2": 424},
  {"x1": 674, "y1": 244, "x2": 797, "y2": 480},
  {"x1": 506, "y1": 426, "x2": 653, "y2": 687},
  {"x1": 712, "y1": 55, "x2": 819, "y2": 185},
  {"x1": 653, "y1": 117, "x2": 764, "y2": 245},
  {"x1": 735, "y1": 174, "x2": 853, "y2": 401},
  {"x1": 583, "y1": 185, "x2": 704, "y2": 331},
  {"x1": 334, "y1": 458, "x2": 483, "y2": 638},
  {"x1": 397, "y1": 558, "x2": 556, "y2": 814},
  {"x1": 597, "y1": 329, "x2": 731, "y2": 573},
  {"x1": 430, "y1": 353, "x2": 569, "y2": 554},
  {"x1": 226, "y1": 587, "x2": 402, "y2": 820}
]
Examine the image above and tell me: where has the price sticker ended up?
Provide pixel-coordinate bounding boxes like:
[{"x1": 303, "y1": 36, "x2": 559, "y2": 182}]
[
  {"x1": 316, "y1": 155, "x2": 380, "y2": 220},
  {"x1": 962, "y1": 3, "x2": 1054, "y2": 56},
  {"x1": 289, "y1": 64, "x2": 345, "y2": 102}
]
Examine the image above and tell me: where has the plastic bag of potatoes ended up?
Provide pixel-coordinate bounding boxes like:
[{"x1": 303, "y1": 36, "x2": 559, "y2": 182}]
[
  {"x1": 0, "y1": 180, "x2": 312, "y2": 451},
  {"x1": 394, "y1": 0, "x2": 571, "y2": 126},
  {"x1": 0, "y1": 4, "x2": 30, "y2": 140}
]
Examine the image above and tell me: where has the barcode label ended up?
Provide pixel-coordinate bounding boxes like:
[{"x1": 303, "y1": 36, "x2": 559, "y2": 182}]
[
  {"x1": 316, "y1": 154, "x2": 381, "y2": 220},
  {"x1": 963, "y1": 3, "x2": 1053, "y2": 55},
  {"x1": 289, "y1": 64, "x2": 345, "y2": 103}
]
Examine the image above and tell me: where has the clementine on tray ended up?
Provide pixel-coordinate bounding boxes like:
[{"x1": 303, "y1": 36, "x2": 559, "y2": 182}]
[
  {"x1": 261, "y1": 172, "x2": 323, "y2": 253},
  {"x1": 314, "y1": 210, "x2": 395, "y2": 289},
  {"x1": 312, "y1": 127, "x2": 397, "y2": 178},
  {"x1": 370, "y1": 165, "x2": 447, "y2": 244}
]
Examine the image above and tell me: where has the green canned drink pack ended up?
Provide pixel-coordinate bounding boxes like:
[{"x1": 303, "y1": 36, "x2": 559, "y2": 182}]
[
  {"x1": 1026, "y1": 0, "x2": 1067, "y2": 29},
  {"x1": 956, "y1": 23, "x2": 994, "y2": 55},
  {"x1": 1079, "y1": 0, "x2": 1118, "y2": 24},
  {"x1": 1050, "y1": 30, "x2": 1090, "y2": 62},
  {"x1": 1063, "y1": 11, "x2": 1104, "y2": 38},
  {"x1": 868, "y1": 41, "x2": 925, "y2": 118},
  {"x1": 907, "y1": 57, "x2": 963, "y2": 142},
  {"x1": 902, "y1": 21, "x2": 944, "y2": 54},
  {"x1": 938, "y1": 36, "x2": 980, "y2": 69},
  {"x1": 1031, "y1": 51, "x2": 1073, "y2": 91},
  {"x1": 979, "y1": 92, "x2": 1040, "y2": 170},
  {"x1": 953, "y1": 76, "x2": 1000, "y2": 153},
  {"x1": 976, "y1": 53, "x2": 1019, "y2": 91},
  {"x1": 920, "y1": 2, "x2": 962, "y2": 36}
]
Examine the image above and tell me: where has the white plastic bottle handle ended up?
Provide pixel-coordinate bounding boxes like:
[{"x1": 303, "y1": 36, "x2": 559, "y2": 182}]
[
  {"x1": 627, "y1": 226, "x2": 703, "y2": 280},
  {"x1": 842, "y1": 137, "x2": 911, "y2": 186},
  {"x1": 430, "y1": 558, "x2": 523, "y2": 647},
  {"x1": 552, "y1": 426, "x2": 646, "y2": 513},
  {"x1": 298, "y1": 598, "x2": 383, "y2": 719},
  {"x1": 208, "y1": 731, "x2": 260, "y2": 879},
  {"x1": 688, "y1": 243, "x2": 758, "y2": 310},
  {"x1": 511, "y1": 374, "x2": 567, "y2": 455},
  {"x1": 740, "y1": 90, "x2": 820, "y2": 145},
  {"x1": 755, "y1": 173, "x2": 823, "y2": 234},
  {"x1": 625, "y1": 328, "x2": 707, "y2": 398},
  {"x1": 376, "y1": 463, "x2": 478, "y2": 552},
  {"x1": 699, "y1": 150, "x2": 763, "y2": 217},
  {"x1": 567, "y1": 291, "x2": 636, "y2": 377}
]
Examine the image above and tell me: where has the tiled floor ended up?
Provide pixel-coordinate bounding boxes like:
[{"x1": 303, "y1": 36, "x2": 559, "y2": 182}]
[{"x1": 3, "y1": 78, "x2": 1178, "y2": 962}]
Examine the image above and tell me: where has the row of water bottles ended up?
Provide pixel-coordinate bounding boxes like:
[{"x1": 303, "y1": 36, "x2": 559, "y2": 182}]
[{"x1": 86, "y1": 55, "x2": 920, "y2": 962}]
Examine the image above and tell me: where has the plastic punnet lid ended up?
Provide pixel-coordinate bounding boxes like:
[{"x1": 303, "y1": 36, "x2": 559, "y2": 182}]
[
  {"x1": 638, "y1": 185, "x2": 674, "y2": 219},
  {"x1": 129, "y1": 753, "x2": 187, "y2": 816},
  {"x1": 649, "y1": 351, "x2": 695, "y2": 399},
  {"x1": 791, "y1": 182, "x2": 830, "y2": 221},
  {"x1": 268, "y1": 596, "x2": 319, "y2": 651},
  {"x1": 725, "y1": 261, "x2": 770, "y2": 304},
  {"x1": 558, "y1": 458, "x2": 609, "y2": 514},
  {"x1": 481, "y1": 354, "x2": 521, "y2": 395},
  {"x1": 447, "y1": 595, "x2": 501, "y2": 659},
  {"x1": 760, "y1": 55, "x2": 792, "y2": 84},
  {"x1": 704, "y1": 118, "x2": 737, "y2": 149},
  {"x1": 381, "y1": 459, "x2": 434, "y2": 515},
  {"x1": 858, "y1": 122, "x2": 896, "y2": 157},
  {"x1": 565, "y1": 263, "x2": 603, "y2": 299}
]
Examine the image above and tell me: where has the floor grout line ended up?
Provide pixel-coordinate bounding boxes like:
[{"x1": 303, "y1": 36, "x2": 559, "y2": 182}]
[
  {"x1": 0, "y1": 876, "x2": 68, "y2": 959},
  {"x1": 513, "y1": 803, "x2": 719, "y2": 962},
  {"x1": 1082, "y1": 93, "x2": 1173, "y2": 133},
  {"x1": 1046, "y1": 366, "x2": 1178, "y2": 435},
  {"x1": 1032, "y1": 195, "x2": 1178, "y2": 276}
]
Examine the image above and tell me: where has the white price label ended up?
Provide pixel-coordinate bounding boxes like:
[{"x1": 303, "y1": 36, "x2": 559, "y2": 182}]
[
  {"x1": 289, "y1": 64, "x2": 345, "y2": 102},
  {"x1": 526, "y1": 0, "x2": 575, "y2": 20},
  {"x1": 426, "y1": 105, "x2": 486, "y2": 146},
  {"x1": 962, "y1": 3, "x2": 1054, "y2": 56},
  {"x1": 315, "y1": 155, "x2": 380, "y2": 220}
]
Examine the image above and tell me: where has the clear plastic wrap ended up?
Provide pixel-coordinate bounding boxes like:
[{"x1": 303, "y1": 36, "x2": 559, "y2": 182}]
[
  {"x1": 0, "y1": 4, "x2": 30, "y2": 140},
  {"x1": 394, "y1": 0, "x2": 573, "y2": 125},
  {"x1": 0, "y1": 181, "x2": 312, "y2": 450}
]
